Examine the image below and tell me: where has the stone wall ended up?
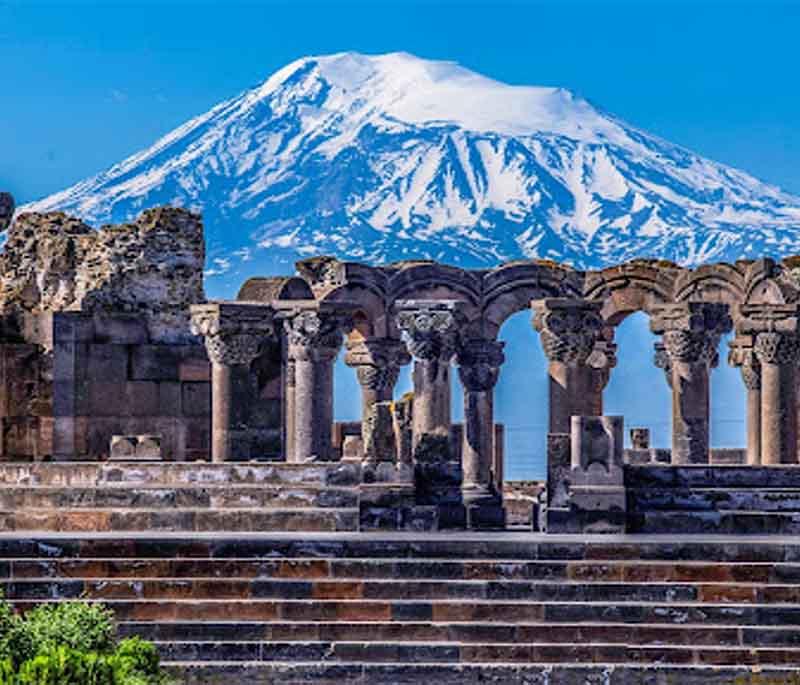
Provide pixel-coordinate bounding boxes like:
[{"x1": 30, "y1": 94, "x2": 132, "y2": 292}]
[{"x1": 0, "y1": 205, "x2": 209, "y2": 461}]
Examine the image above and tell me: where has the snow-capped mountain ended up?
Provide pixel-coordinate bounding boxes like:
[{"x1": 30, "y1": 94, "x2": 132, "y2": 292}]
[{"x1": 22, "y1": 51, "x2": 800, "y2": 290}]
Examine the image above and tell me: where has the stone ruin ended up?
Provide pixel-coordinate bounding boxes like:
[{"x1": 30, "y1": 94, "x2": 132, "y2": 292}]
[{"x1": 5, "y1": 195, "x2": 800, "y2": 531}]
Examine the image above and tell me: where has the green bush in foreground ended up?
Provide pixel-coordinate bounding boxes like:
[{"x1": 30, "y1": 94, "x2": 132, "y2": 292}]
[{"x1": 0, "y1": 597, "x2": 175, "y2": 685}]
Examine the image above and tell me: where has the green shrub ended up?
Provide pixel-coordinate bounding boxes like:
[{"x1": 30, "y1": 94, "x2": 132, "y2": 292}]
[
  {"x1": 0, "y1": 595, "x2": 174, "y2": 685},
  {"x1": 22, "y1": 602, "x2": 116, "y2": 655}
]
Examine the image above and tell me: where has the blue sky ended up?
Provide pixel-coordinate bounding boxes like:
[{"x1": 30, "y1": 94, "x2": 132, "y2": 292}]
[
  {"x1": 2, "y1": 0, "x2": 795, "y2": 477},
  {"x1": 3, "y1": 0, "x2": 800, "y2": 203}
]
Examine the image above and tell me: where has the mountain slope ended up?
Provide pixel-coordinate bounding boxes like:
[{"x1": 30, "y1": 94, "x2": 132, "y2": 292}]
[{"x1": 21, "y1": 51, "x2": 800, "y2": 289}]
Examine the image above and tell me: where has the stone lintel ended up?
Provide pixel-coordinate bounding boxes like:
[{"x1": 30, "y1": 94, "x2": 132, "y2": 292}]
[
  {"x1": 735, "y1": 303, "x2": 800, "y2": 335},
  {"x1": 649, "y1": 301, "x2": 732, "y2": 336}
]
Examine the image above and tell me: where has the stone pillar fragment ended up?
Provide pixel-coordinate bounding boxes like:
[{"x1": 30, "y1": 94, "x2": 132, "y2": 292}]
[
  {"x1": 737, "y1": 304, "x2": 800, "y2": 465},
  {"x1": 396, "y1": 301, "x2": 464, "y2": 457},
  {"x1": 650, "y1": 303, "x2": 732, "y2": 465},
  {"x1": 190, "y1": 302, "x2": 275, "y2": 462},
  {"x1": 531, "y1": 299, "x2": 605, "y2": 434},
  {"x1": 569, "y1": 415, "x2": 626, "y2": 534},
  {"x1": 277, "y1": 302, "x2": 354, "y2": 463},
  {"x1": 728, "y1": 336, "x2": 761, "y2": 465},
  {"x1": 457, "y1": 339, "x2": 504, "y2": 494},
  {"x1": 344, "y1": 338, "x2": 410, "y2": 432}
]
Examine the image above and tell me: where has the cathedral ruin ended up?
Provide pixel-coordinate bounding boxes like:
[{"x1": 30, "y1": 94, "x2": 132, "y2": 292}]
[{"x1": 1, "y1": 192, "x2": 800, "y2": 535}]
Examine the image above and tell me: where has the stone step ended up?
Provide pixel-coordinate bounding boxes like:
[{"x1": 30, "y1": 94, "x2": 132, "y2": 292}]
[
  {"x1": 165, "y1": 662, "x2": 800, "y2": 685},
  {"x1": 629, "y1": 510, "x2": 800, "y2": 535},
  {"x1": 15, "y1": 599, "x2": 800, "y2": 625},
  {"x1": 0, "y1": 462, "x2": 360, "y2": 488},
  {"x1": 2, "y1": 533, "x2": 800, "y2": 562},
  {"x1": 629, "y1": 488, "x2": 800, "y2": 512},
  {"x1": 153, "y1": 640, "x2": 800, "y2": 665},
  {"x1": 0, "y1": 509, "x2": 359, "y2": 533},
  {"x1": 625, "y1": 465, "x2": 800, "y2": 489},
  {"x1": 11, "y1": 557, "x2": 800, "y2": 584},
  {"x1": 116, "y1": 620, "x2": 800, "y2": 647},
  {"x1": 0, "y1": 486, "x2": 358, "y2": 510},
  {"x1": 9, "y1": 577, "x2": 800, "y2": 603}
]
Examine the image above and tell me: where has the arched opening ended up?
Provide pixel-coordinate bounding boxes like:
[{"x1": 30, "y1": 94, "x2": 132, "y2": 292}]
[
  {"x1": 494, "y1": 310, "x2": 549, "y2": 481},
  {"x1": 710, "y1": 330, "x2": 746, "y2": 450},
  {"x1": 604, "y1": 311, "x2": 671, "y2": 448}
]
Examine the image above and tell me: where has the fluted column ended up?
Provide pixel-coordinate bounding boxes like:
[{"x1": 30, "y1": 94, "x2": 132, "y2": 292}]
[
  {"x1": 190, "y1": 303, "x2": 275, "y2": 462},
  {"x1": 279, "y1": 306, "x2": 352, "y2": 463},
  {"x1": 737, "y1": 305, "x2": 800, "y2": 465},
  {"x1": 531, "y1": 299, "x2": 605, "y2": 434},
  {"x1": 344, "y1": 338, "x2": 411, "y2": 431},
  {"x1": 729, "y1": 337, "x2": 762, "y2": 465},
  {"x1": 457, "y1": 339, "x2": 505, "y2": 500},
  {"x1": 396, "y1": 301, "x2": 464, "y2": 457},
  {"x1": 650, "y1": 303, "x2": 732, "y2": 465}
]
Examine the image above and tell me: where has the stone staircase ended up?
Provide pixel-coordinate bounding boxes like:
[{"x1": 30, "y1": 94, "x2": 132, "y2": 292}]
[
  {"x1": 627, "y1": 464, "x2": 800, "y2": 534},
  {"x1": 3, "y1": 533, "x2": 800, "y2": 683},
  {"x1": 0, "y1": 463, "x2": 361, "y2": 532}
]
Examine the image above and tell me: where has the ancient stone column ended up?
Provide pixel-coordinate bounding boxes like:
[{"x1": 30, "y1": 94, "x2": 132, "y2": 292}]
[
  {"x1": 650, "y1": 303, "x2": 732, "y2": 465},
  {"x1": 278, "y1": 304, "x2": 353, "y2": 463},
  {"x1": 531, "y1": 299, "x2": 605, "y2": 434},
  {"x1": 190, "y1": 302, "x2": 275, "y2": 462},
  {"x1": 737, "y1": 304, "x2": 800, "y2": 465},
  {"x1": 344, "y1": 338, "x2": 410, "y2": 432},
  {"x1": 396, "y1": 300, "x2": 464, "y2": 457},
  {"x1": 728, "y1": 336, "x2": 761, "y2": 465},
  {"x1": 457, "y1": 338, "x2": 505, "y2": 501}
]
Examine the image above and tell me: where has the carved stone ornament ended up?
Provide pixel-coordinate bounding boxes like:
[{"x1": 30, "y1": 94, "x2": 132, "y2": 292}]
[
  {"x1": 395, "y1": 301, "x2": 465, "y2": 362},
  {"x1": 457, "y1": 339, "x2": 506, "y2": 392},
  {"x1": 345, "y1": 338, "x2": 411, "y2": 391},
  {"x1": 190, "y1": 302, "x2": 275, "y2": 366},
  {"x1": 650, "y1": 302, "x2": 732, "y2": 366},
  {"x1": 653, "y1": 341, "x2": 673, "y2": 388},
  {"x1": 728, "y1": 339, "x2": 761, "y2": 391},
  {"x1": 282, "y1": 309, "x2": 352, "y2": 362},
  {"x1": 531, "y1": 299, "x2": 603, "y2": 365},
  {"x1": 736, "y1": 304, "x2": 800, "y2": 366},
  {"x1": 754, "y1": 332, "x2": 800, "y2": 366}
]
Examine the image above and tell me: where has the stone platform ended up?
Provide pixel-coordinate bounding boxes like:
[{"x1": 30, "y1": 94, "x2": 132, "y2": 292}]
[{"x1": 4, "y1": 531, "x2": 800, "y2": 683}]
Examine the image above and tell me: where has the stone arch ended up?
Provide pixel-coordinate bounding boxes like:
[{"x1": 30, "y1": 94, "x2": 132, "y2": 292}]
[
  {"x1": 673, "y1": 263, "x2": 746, "y2": 305},
  {"x1": 481, "y1": 261, "x2": 582, "y2": 340},
  {"x1": 386, "y1": 263, "x2": 483, "y2": 336},
  {"x1": 237, "y1": 276, "x2": 314, "y2": 302},
  {"x1": 744, "y1": 258, "x2": 791, "y2": 305},
  {"x1": 583, "y1": 262, "x2": 679, "y2": 326}
]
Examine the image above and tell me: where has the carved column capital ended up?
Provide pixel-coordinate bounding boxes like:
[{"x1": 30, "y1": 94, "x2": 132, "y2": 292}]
[
  {"x1": 736, "y1": 304, "x2": 800, "y2": 366},
  {"x1": 395, "y1": 300, "x2": 466, "y2": 363},
  {"x1": 650, "y1": 302, "x2": 732, "y2": 367},
  {"x1": 586, "y1": 340, "x2": 617, "y2": 391},
  {"x1": 729, "y1": 337, "x2": 761, "y2": 390},
  {"x1": 531, "y1": 299, "x2": 604, "y2": 365},
  {"x1": 279, "y1": 306, "x2": 353, "y2": 362},
  {"x1": 653, "y1": 341, "x2": 673, "y2": 388},
  {"x1": 190, "y1": 302, "x2": 275, "y2": 366},
  {"x1": 457, "y1": 339, "x2": 506, "y2": 392},
  {"x1": 344, "y1": 338, "x2": 411, "y2": 391}
]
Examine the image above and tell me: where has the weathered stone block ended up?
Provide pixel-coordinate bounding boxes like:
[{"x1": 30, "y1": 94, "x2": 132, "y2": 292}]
[
  {"x1": 182, "y1": 383, "x2": 211, "y2": 417},
  {"x1": 87, "y1": 344, "x2": 129, "y2": 382},
  {"x1": 126, "y1": 382, "x2": 160, "y2": 417}
]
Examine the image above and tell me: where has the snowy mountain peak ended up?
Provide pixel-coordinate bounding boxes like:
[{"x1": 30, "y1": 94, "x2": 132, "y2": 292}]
[{"x1": 20, "y1": 52, "x2": 800, "y2": 292}]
